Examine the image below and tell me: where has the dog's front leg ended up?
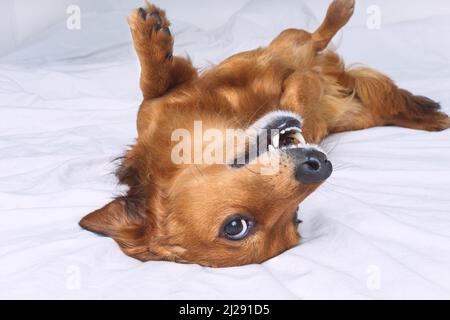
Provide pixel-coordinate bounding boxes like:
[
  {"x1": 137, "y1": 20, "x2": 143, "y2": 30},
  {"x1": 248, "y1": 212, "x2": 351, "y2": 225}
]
[{"x1": 128, "y1": 4, "x2": 197, "y2": 100}]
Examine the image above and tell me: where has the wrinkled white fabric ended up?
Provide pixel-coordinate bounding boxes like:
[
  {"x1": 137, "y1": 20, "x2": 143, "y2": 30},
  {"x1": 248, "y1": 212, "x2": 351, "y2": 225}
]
[{"x1": 0, "y1": 0, "x2": 449, "y2": 299}]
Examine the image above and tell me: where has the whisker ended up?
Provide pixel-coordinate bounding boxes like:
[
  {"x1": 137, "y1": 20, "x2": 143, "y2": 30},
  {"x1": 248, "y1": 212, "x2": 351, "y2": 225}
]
[
  {"x1": 320, "y1": 138, "x2": 341, "y2": 155},
  {"x1": 331, "y1": 163, "x2": 357, "y2": 172},
  {"x1": 243, "y1": 166, "x2": 261, "y2": 176},
  {"x1": 322, "y1": 180, "x2": 342, "y2": 189},
  {"x1": 194, "y1": 164, "x2": 205, "y2": 178},
  {"x1": 244, "y1": 100, "x2": 270, "y2": 128}
]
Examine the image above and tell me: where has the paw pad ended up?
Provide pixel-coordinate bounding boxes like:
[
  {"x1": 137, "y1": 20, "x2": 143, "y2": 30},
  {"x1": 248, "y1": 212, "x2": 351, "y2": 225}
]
[
  {"x1": 136, "y1": 8, "x2": 171, "y2": 35},
  {"x1": 162, "y1": 27, "x2": 171, "y2": 36},
  {"x1": 129, "y1": 5, "x2": 173, "y2": 62},
  {"x1": 149, "y1": 12, "x2": 162, "y2": 31},
  {"x1": 138, "y1": 7, "x2": 147, "y2": 20}
]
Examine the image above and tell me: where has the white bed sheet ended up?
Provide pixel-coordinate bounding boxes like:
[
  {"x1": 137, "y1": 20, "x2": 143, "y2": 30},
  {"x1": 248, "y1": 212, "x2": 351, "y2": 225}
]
[{"x1": 1, "y1": 0, "x2": 450, "y2": 299}]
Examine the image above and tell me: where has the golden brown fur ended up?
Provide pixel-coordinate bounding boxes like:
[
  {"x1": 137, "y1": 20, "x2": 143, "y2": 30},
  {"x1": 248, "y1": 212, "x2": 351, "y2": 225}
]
[{"x1": 80, "y1": 0, "x2": 449, "y2": 267}]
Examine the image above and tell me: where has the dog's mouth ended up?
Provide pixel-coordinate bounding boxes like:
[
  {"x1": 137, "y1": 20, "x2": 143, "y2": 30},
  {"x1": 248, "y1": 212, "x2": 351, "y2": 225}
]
[
  {"x1": 230, "y1": 110, "x2": 332, "y2": 178},
  {"x1": 262, "y1": 111, "x2": 332, "y2": 184},
  {"x1": 252, "y1": 111, "x2": 308, "y2": 152},
  {"x1": 230, "y1": 111, "x2": 314, "y2": 167},
  {"x1": 268, "y1": 124, "x2": 306, "y2": 150}
]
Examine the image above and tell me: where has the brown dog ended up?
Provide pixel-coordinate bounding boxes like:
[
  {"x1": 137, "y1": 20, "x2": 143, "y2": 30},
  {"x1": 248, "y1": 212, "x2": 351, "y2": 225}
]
[{"x1": 80, "y1": 0, "x2": 449, "y2": 267}]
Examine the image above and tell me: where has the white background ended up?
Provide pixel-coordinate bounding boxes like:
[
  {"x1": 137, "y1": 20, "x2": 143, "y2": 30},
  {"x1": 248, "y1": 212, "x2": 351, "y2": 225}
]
[
  {"x1": 3, "y1": 0, "x2": 450, "y2": 55},
  {"x1": 0, "y1": 0, "x2": 248, "y2": 55},
  {"x1": 0, "y1": 0, "x2": 450, "y2": 299}
]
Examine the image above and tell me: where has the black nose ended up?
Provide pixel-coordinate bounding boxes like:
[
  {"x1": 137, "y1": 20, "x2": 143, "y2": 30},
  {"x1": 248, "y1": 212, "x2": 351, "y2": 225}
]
[{"x1": 294, "y1": 149, "x2": 332, "y2": 184}]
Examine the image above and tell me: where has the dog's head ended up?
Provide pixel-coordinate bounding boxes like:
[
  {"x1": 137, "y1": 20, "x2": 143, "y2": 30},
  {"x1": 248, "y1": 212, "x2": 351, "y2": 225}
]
[{"x1": 80, "y1": 107, "x2": 332, "y2": 267}]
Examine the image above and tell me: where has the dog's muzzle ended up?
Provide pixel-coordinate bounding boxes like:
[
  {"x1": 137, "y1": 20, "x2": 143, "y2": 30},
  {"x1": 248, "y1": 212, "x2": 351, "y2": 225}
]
[
  {"x1": 252, "y1": 110, "x2": 333, "y2": 184},
  {"x1": 287, "y1": 148, "x2": 332, "y2": 184}
]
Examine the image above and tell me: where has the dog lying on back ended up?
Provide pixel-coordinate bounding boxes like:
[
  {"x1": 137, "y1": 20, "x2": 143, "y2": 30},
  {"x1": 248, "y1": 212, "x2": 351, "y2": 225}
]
[{"x1": 80, "y1": 0, "x2": 449, "y2": 267}]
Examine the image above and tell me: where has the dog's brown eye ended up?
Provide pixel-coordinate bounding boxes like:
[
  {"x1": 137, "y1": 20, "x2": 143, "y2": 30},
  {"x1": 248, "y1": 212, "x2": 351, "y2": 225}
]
[{"x1": 222, "y1": 216, "x2": 253, "y2": 240}]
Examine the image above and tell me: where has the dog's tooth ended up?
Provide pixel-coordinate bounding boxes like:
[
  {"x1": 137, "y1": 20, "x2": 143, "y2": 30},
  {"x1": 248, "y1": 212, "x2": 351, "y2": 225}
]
[
  {"x1": 272, "y1": 134, "x2": 280, "y2": 148},
  {"x1": 293, "y1": 132, "x2": 306, "y2": 145},
  {"x1": 268, "y1": 144, "x2": 277, "y2": 155}
]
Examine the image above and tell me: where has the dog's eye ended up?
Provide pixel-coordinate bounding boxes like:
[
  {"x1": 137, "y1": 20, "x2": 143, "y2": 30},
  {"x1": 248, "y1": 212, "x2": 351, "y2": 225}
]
[{"x1": 222, "y1": 216, "x2": 254, "y2": 240}]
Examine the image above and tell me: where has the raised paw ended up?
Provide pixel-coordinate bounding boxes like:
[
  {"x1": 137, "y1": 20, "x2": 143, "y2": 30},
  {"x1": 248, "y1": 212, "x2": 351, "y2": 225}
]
[
  {"x1": 128, "y1": 3, "x2": 173, "y2": 62},
  {"x1": 312, "y1": 0, "x2": 355, "y2": 51},
  {"x1": 326, "y1": 0, "x2": 355, "y2": 30}
]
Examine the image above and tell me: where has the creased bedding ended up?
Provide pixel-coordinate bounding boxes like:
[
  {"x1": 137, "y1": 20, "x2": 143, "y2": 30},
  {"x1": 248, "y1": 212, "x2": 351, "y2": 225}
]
[{"x1": 0, "y1": 0, "x2": 450, "y2": 299}]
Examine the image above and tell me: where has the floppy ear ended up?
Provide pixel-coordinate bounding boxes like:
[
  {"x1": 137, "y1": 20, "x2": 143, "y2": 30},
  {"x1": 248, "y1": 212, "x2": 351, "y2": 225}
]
[
  {"x1": 80, "y1": 198, "x2": 187, "y2": 262},
  {"x1": 80, "y1": 146, "x2": 187, "y2": 262},
  {"x1": 79, "y1": 147, "x2": 154, "y2": 260},
  {"x1": 79, "y1": 198, "x2": 152, "y2": 261}
]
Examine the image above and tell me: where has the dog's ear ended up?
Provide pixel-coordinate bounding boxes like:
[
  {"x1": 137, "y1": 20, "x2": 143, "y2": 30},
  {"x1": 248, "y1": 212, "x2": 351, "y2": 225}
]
[
  {"x1": 79, "y1": 148, "x2": 151, "y2": 259},
  {"x1": 79, "y1": 197, "x2": 152, "y2": 260},
  {"x1": 80, "y1": 147, "x2": 153, "y2": 258},
  {"x1": 80, "y1": 147, "x2": 186, "y2": 261},
  {"x1": 80, "y1": 197, "x2": 186, "y2": 262}
]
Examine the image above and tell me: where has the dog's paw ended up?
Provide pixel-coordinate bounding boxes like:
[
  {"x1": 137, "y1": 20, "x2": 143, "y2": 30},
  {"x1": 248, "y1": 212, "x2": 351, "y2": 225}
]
[
  {"x1": 423, "y1": 113, "x2": 450, "y2": 132},
  {"x1": 331, "y1": 0, "x2": 355, "y2": 15},
  {"x1": 395, "y1": 95, "x2": 450, "y2": 132},
  {"x1": 327, "y1": 0, "x2": 355, "y2": 27},
  {"x1": 128, "y1": 3, "x2": 173, "y2": 61}
]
